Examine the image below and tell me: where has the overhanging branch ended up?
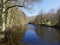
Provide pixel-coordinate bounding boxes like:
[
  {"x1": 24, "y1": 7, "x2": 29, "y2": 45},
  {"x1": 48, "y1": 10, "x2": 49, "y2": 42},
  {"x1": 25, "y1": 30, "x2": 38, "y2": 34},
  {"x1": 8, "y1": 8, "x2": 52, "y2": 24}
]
[
  {"x1": 5, "y1": 0, "x2": 10, "y2": 4},
  {"x1": 5, "y1": 0, "x2": 8, "y2": 4},
  {"x1": 5, "y1": 5, "x2": 23, "y2": 12},
  {"x1": 5, "y1": 0, "x2": 26, "y2": 12}
]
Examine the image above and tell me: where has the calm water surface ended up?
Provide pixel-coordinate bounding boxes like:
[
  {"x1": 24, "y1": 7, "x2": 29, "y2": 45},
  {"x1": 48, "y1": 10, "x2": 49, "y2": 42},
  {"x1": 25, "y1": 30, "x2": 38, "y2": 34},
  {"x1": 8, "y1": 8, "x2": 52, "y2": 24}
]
[{"x1": 22, "y1": 24, "x2": 60, "y2": 45}]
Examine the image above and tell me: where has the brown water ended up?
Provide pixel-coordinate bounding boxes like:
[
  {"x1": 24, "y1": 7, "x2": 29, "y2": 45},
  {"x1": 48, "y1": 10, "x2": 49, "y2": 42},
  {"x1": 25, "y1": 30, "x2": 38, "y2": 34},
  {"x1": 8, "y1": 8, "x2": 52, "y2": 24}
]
[
  {"x1": 22, "y1": 24, "x2": 60, "y2": 45},
  {"x1": 0, "y1": 24, "x2": 60, "y2": 45}
]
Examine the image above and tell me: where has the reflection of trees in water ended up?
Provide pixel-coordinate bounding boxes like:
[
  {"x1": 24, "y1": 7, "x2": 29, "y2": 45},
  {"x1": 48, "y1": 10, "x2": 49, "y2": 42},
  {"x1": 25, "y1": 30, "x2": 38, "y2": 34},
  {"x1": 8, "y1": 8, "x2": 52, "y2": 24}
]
[
  {"x1": 0, "y1": 24, "x2": 27, "y2": 45},
  {"x1": 35, "y1": 26, "x2": 60, "y2": 45},
  {"x1": 57, "y1": 30, "x2": 60, "y2": 45},
  {"x1": 35, "y1": 26, "x2": 46, "y2": 39},
  {"x1": 47, "y1": 28, "x2": 59, "y2": 45}
]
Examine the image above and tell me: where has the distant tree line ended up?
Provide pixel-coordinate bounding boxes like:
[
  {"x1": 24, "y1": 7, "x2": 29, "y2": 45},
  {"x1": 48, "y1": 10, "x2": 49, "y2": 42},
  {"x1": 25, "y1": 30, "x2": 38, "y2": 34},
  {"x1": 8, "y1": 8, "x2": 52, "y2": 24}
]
[{"x1": 34, "y1": 8, "x2": 60, "y2": 27}]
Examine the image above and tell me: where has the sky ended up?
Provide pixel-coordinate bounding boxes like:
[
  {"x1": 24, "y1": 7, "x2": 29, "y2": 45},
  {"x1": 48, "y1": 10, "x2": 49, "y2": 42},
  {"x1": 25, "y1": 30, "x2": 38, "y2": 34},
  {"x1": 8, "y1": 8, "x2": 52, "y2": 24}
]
[{"x1": 20, "y1": 0, "x2": 60, "y2": 17}]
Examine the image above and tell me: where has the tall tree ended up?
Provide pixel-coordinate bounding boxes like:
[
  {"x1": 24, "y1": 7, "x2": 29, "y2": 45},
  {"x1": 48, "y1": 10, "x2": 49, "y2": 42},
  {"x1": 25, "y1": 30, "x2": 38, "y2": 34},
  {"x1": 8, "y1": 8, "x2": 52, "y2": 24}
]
[{"x1": 0, "y1": 0, "x2": 42, "y2": 32}]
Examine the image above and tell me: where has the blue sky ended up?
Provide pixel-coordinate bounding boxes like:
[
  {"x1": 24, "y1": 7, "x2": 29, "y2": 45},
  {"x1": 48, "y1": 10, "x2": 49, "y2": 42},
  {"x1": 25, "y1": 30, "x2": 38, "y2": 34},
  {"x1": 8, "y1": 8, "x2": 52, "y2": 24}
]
[{"x1": 20, "y1": 0, "x2": 60, "y2": 16}]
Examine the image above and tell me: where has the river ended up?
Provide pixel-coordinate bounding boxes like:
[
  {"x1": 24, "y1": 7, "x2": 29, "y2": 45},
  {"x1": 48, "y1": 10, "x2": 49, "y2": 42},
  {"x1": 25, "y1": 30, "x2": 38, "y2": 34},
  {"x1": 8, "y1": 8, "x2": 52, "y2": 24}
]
[{"x1": 22, "y1": 24, "x2": 60, "y2": 45}]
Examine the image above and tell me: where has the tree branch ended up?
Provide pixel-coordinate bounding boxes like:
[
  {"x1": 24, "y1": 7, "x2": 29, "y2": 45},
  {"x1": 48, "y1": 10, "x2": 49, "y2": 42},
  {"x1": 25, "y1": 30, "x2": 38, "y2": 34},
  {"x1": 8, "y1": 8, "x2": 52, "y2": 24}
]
[
  {"x1": 5, "y1": 0, "x2": 8, "y2": 4},
  {"x1": 5, "y1": 5, "x2": 23, "y2": 12},
  {"x1": 5, "y1": 0, "x2": 11, "y2": 4},
  {"x1": 5, "y1": 0, "x2": 25, "y2": 12}
]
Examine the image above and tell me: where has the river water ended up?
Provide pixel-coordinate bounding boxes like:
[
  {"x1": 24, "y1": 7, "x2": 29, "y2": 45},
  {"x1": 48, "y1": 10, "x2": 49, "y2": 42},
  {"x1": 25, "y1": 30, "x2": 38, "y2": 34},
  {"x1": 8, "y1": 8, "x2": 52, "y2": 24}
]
[{"x1": 22, "y1": 24, "x2": 60, "y2": 45}]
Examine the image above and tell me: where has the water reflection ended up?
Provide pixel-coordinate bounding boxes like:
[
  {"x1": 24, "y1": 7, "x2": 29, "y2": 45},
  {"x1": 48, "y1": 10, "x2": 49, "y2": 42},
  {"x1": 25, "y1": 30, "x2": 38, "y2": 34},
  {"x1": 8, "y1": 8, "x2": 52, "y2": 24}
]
[
  {"x1": 0, "y1": 24, "x2": 27, "y2": 45},
  {"x1": 1, "y1": 24, "x2": 59, "y2": 45},
  {"x1": 35, "y1": 26, "x2": 60, "y2": 45},
  {"x1": 22, "y1": 24, "x2": 60, "y2": 45},
  {"x1": 22, "y1": 24, "x2": 40, "y2": 45}
]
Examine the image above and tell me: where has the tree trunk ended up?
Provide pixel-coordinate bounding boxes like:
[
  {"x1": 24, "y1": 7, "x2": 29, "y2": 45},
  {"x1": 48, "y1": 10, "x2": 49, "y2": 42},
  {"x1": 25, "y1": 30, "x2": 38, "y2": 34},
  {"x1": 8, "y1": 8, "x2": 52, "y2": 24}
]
[
  {"x1": 6, "y1": 9, "x2": 11, "y2": 27},
  {"x1": 2, "y1": 0, "x2": 6, "y2": 32}
]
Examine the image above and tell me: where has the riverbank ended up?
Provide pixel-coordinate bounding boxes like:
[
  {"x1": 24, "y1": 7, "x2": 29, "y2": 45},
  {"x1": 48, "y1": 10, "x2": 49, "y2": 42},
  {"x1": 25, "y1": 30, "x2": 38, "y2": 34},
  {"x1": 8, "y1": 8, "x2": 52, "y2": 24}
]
[
  {"x1": 28, "y1": 23, "x2": 60, "y2": 30},
  {"x1": 36, "y1": 24, "x2": 60, "y2": 30}
]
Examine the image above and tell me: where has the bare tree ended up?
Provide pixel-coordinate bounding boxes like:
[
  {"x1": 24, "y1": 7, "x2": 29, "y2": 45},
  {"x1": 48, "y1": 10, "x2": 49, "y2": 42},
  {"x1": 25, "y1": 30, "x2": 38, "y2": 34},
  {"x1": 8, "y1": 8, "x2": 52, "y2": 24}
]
[
  {"x1": 57, "y1": 8, "x2": 60, "y2": 26},
  {"x1": 0, "y1": 0, "x2": 42, "y2": 32}
]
